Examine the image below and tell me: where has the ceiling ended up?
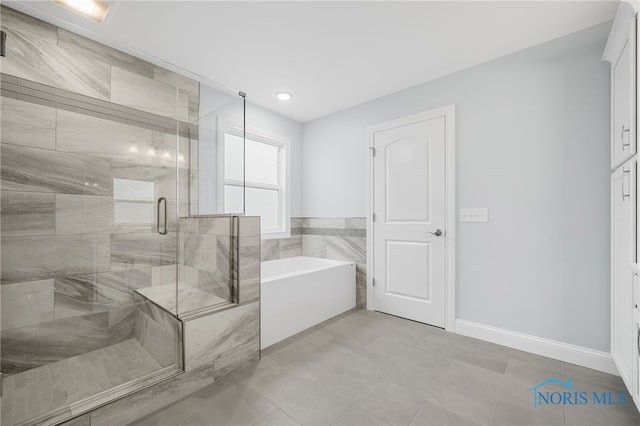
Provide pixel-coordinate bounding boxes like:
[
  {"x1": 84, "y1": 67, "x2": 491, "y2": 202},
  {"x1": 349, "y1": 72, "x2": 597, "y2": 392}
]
[{"x1": 5, "y1": 1, "x2": 619, "y2": 123}]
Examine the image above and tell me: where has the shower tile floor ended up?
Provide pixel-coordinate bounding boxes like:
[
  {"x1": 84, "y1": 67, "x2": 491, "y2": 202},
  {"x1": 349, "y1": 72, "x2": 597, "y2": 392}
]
[
  {"x1": 130, "y1": 309, "x2": 640, "y2": 426},
  {"x1": 2, "y1": 339, "x2": 162, "y2": 426}
]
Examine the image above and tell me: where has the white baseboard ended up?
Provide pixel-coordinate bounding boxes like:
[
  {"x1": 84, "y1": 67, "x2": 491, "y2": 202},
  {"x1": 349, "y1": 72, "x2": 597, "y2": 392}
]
[{"x1": 455, "y1": 319, "x2": 619, "y2": 376}]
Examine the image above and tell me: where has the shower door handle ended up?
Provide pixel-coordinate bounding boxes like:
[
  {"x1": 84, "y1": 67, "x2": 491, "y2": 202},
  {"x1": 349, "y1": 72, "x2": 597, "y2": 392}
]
[{"x1": 157, "y1": 197, "x2": 168, "y2": 235}]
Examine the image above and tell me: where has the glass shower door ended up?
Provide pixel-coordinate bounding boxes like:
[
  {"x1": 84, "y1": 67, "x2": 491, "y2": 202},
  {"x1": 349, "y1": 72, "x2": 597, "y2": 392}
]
[{"x1": 0, "y1": 5, "x2": 183, "y2": 425}]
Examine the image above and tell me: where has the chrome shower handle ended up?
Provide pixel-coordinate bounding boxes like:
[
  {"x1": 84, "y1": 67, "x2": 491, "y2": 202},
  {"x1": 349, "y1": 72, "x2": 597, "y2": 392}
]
[{"x1": 157, "y1": 197, "x2": 168, "y2": 235}]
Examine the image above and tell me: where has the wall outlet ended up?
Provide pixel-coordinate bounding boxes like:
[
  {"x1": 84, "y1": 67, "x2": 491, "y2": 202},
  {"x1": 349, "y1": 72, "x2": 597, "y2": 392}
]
[{"x1": 460, "y1": 208, "x2": 489, "y2": 222}]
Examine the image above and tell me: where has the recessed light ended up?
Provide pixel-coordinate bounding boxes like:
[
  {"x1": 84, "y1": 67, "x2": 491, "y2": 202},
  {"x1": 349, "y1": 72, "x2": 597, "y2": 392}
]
[
  {"x1": 275, "y1": 91, "x2": 293, "y2": 102},
  {"x1": 52, "y1": 0, "x2": 110, "y2": 23}
]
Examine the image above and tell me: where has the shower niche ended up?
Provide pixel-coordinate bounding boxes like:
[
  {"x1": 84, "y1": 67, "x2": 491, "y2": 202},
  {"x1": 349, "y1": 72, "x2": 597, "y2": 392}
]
[{"x1": 0, "y1": 5, "x2": 251, "y2": 425}]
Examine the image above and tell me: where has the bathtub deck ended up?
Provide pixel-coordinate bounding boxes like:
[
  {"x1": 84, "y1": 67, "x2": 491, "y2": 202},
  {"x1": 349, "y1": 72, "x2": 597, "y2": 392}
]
[{"x1": 136, "y1": 284, "x2": 229, "y2": 317}]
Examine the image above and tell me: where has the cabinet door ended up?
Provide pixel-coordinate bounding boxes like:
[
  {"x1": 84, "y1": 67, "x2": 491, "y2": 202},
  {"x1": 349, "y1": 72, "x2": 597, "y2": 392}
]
[
  {"x1": 612, "y1": 28, "x2": 636, "y2": 168},
  {"x1": 633, "y1": 290, "x2": 640, "y2": 411},
  {"x1": 612, "y1": 159, "x2": 636, "y2": 390}
]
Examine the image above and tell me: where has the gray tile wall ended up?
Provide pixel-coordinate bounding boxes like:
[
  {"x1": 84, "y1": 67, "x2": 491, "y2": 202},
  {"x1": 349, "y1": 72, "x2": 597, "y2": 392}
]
[
  {"x1": 260, "y1": 218, "x2": 303, "y2": 261},
  {"x1": 260, "y1": 217, "x2": 367, "y2": 307},
  {"x1": 183, "y1": 216, "x2": 261, "y2": 374},
  {"x1": 179, "y1": 216, "x2": 231, "y2": 301},
  {"x1": 300, "y1": 218, "x2": 367, "y2": 307},
  {"x1": 0, "y1": 6, "x2": 199, "y2": 376}
]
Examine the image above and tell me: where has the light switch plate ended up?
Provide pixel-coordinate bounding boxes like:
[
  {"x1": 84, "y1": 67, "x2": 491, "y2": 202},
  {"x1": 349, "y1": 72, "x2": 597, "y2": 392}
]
[{"x1": 460, "y1": 208, "x2": 489, "y2": 222}]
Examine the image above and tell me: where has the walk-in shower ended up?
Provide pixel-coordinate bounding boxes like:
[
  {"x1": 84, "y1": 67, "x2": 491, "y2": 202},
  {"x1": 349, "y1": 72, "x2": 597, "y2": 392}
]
[{"x1": 0, "y1": 5, "x2": 248, "y2": 425}]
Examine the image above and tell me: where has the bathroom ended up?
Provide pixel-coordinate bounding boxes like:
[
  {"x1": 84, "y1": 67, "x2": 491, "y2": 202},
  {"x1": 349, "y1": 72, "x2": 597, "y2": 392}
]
[{"x1": 0, "y1": 1, "x2": 639, "y2": 425}]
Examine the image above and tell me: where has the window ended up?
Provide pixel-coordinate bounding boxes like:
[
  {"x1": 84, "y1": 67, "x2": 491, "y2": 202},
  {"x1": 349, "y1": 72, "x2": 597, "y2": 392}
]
[{"x1": 219, "y1": 119, "x2": 290, "y2": 239}]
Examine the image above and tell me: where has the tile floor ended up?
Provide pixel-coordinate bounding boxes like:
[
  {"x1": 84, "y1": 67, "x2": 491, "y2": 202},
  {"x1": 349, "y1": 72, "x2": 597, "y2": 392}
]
[{"x1": 131, "y1": 309, "x2": 640, "y2": 426}]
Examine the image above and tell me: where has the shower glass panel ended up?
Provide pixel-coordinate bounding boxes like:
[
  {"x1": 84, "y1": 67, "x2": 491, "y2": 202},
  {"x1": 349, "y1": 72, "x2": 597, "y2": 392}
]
[
  {"x1": 0, "y1": 5, "x2": 182, "y2": 425},
  {"x1": 176, "y1": 71, "x2": 246, "y2": 318}
]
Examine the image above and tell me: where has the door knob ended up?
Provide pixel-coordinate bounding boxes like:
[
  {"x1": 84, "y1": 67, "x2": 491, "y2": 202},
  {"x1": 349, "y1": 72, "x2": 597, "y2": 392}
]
[{"x1": 428, "y1": 229, "x2": 443, "y2": 237}]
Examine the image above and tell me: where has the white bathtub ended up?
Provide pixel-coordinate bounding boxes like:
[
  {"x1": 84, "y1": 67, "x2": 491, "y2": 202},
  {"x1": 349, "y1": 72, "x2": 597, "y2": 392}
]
[{"x1": 260, "y1": 256, "x2": 356, "y2": 349}]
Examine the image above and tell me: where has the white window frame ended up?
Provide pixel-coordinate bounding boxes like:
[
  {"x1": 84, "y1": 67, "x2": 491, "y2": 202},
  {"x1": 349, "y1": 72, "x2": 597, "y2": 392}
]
[{"x1": 217, "y1": 118, "x2": 291, "y2": 239}]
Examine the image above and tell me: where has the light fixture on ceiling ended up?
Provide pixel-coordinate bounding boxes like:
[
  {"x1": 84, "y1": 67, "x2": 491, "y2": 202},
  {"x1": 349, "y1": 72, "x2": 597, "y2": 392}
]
[
  {"x1": 275, "y1": 91, "x2": 293, "y2": 102},
  {"x1": 52, "y1": 0, "x2": 110, "y2": 23}
]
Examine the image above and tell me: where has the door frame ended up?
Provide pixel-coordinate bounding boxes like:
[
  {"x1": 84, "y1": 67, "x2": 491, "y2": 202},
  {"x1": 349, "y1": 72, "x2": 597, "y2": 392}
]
[{"x1": 365, "y1": 105, "x2": 456, "y2": 332}]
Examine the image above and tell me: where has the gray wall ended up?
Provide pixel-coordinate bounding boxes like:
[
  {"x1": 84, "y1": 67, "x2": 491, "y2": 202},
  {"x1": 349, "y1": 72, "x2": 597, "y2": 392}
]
[{"x1": 301, "y1": 23, "x2": 612, "y2": 351}]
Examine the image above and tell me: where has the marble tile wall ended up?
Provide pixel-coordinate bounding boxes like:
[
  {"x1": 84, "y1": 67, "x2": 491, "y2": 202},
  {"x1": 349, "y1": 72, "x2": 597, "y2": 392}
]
[
  {"x1": 300, "y1": 217, "x2": 367, "y2": 307},
  {"x1": 0, "y1": 5, "x2": 199, "y2": 379},
  {"x1": 133, "y1": 296, "x2": 182, "y2": 369},
  {"x1": 260, "y1": 218, "x2": 303, "y2": 261},
  {"x1": 0, "y1": 5, "x2": 198, "y2": 122},
  {"x1": 259, "y1": 217, "x2": 367, "y2": 306},
  {"x1": 179, "y1": 217, "x2": 229, "y2": 301},
  {"x1": 183, "y1": 216, "x2": 261, "y2": 375}
]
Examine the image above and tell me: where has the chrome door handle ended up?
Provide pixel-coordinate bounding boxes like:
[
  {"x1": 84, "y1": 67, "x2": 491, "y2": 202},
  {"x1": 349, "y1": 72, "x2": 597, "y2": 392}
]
[
  {"x1": 157, "y1": 197, "x2": 168, "y2": 235},
  {"x1": 622, "y1": 125, "x2": 631, "y2": 149},
  {"x1": 428, "y1": 229, "x2": 443, "y2": 237}
]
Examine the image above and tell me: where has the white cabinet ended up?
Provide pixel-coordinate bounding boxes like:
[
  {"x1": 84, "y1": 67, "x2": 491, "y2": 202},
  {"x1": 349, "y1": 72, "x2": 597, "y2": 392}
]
[
  {"x1": 604, "y1": 4, "x2": 637, "y2": 169},
  {"x1": 612, "y1": 159, "x2": 636, "y2": 390},
  {"x1": 605, "y1": 2, "x2": 639, "y2": 412},
  {"x1": 612, "y1": 38, "x2": 635, "y2": 167}
]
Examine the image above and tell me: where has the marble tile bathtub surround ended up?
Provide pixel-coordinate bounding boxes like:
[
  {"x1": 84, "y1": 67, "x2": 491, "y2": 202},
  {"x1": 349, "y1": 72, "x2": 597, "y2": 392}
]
[
  {"x1": 260, "y1": 218, "x2": 303, "y2": 261},
  {"x1": 258, "y1": 217, "x2": 367, "y2": 305},
  {"x1": 261, "y1": 235, "x2": 303, "y2": 261},
  {"x1": 283, "y1": 217, "x2": 368, "y2": 307}
]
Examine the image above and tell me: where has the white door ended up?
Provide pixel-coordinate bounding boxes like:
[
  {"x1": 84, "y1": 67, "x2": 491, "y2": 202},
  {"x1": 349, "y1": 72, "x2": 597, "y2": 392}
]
[{"x1": 372, "y1": 110, "x2": 448, "y2": 327}]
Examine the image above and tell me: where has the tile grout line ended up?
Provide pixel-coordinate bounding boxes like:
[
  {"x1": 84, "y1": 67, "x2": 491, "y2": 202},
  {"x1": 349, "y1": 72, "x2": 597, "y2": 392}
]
[
  {"x1": 249, "y1": 403, "x2": 278, "y2": 426},
  {"x1": 406, "y1": 399, "x2": 426, "y2": 426},
  {"x1": 487, "y1": 400, "x2": 497, "y2": 426}
]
